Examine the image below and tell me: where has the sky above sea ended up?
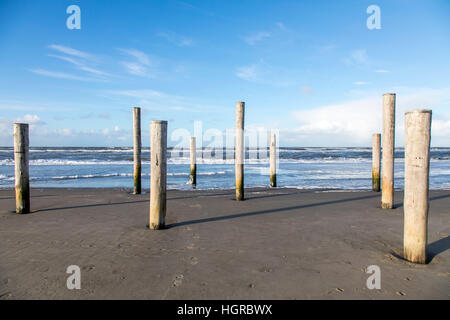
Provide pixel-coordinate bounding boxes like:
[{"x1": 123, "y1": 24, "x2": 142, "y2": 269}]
[{"x1": 0, "y1": 0, "x2": 449, "y2": 147}]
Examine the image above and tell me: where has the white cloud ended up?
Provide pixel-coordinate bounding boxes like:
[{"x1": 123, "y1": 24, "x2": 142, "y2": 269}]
[
  {"x1": 48, "y1": 45, "x2": 91, "y2": 59},
  {"x1": 105, "y1": 89, "x2": 226, "y2": 113},
  {"x1": 47, "y1": 54, "x2": 109, "y2": 77},
  {"x1": 29, "y1": 69, "x2": 104, "y2": 82},
  {"x1": 235, "y1": 61, "x2": 297, "y2": 87},
  {"x1": 118, "y1": 48, "x2": 151, "y2": 65},
  {"x1": 344, "y1": 49, "x2": 369, "y2": 66},
  {"x1": 289, "y1": 87, "x2": 450, "y2": 146},
  {"x1": 120, "y1": 62, "x2": 150, "y2": 77},
  {"x1": 118, "y1": 49, "x2": 156, "y2": 77},
  {"x1": 243, "y1": 31, "x2": 271, "y2": 45},
  {"x1": 353, "y1": 81, "x2": 370, "y2": 85},
  {"x1": 375, "y1": 69, "x2": 390, "y2": 73},
  {"x1": 236, "y1": 65, "x2": 258, "y2": 81},
  {"x1": 350, "y1": 49, "x2": 368, "y2": 63}
]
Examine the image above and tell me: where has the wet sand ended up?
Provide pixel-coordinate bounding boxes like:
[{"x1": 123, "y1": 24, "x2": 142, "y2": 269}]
[{"x1": 0, "y1": 187, "x2": 449, "y2": 299}]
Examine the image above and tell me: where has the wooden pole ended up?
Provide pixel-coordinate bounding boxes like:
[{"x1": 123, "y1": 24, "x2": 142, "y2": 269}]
[
  {"x1": 235, "y1": 102, "x2": 245, "y2": 201},
  {"x1": 270, "y1": 133, "x2": 276, "y2": 187},
  {"x1": 381, "y1": 93, "x2": 396, "y2": 209},
  {"x1": 404, "y1": 109, "x2": 432, "y2": 264},
  {"x1": 133, "y1": 107, "x2": 141, "y2": 194},
  {"x1": 13, "y1": 123, "x2": 30, "y2": 214},
  {"x1": 149, "y1": 120, "x2": 167, "y2": 230},
  {"x1": 190, "y1": 137, "x2": 197, "y2": 186},
  {"x1": 372, "y1": 133, "x2": 381, "y2": 192}
]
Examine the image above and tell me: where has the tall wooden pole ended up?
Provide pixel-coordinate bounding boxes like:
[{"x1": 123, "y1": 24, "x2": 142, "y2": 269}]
[
  {"x1": 270, "y1": 133, "x2": 276, "y2": 187},
  {"x1": 381, "y1": 93, "x2": 396, "y2": 209},
  {"x1": 190, "y1": 137, "x2": 197, "y2": 186},
  {"x1": 13, "y1": 123, "x2": 30, "y2": 214},
  {"x1": 372, "y1": 133, "x2": 381, "y2": 192},
  {"x1": 133, "y1": 107, "x2": 141, "y2": 194},
  {"x1": 235, "y1": 102, "x2": 245, "y2": 201},
  {"x1": 149, "y1": 120, "x2": 167, "y2": 230},
  {"x1": 404, "y1": 109, "x2": 432, "y2": 264}
]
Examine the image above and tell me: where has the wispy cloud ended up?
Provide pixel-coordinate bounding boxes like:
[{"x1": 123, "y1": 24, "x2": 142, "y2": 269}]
[
  {"x1": 236, "y1": 60, "x2": 297, "y2": 87},
  {"x1": 353, "y1": 81, "x2": 370, "y2": 85},
  {"x1": 47, "y1": 54, "x2": 109, "y2": 76},
  {"x1": 105, "y1": 89, "x2": 225, "y2": 113},
  {"x1": 118, "y1": 48, "x2": 156, "y2": 77},
  {"x1": 30, "y1": 45, "x2": 112, "y2": 81},
  {"x1": 29, "y1": 69, "x2": 104, "y2": 82},
  {"x1": 344, "y1": 49, "x2": 369, "y2": 66},
  {"x1": 48, "y1": 44, "x2": 91, "y2": 59},
  {"x1": 157, "y1": 31, "x2": 194, "y2": 47},
  {"x1": 236, "y1": 65, "x2": 258, "y2": 82},
  {"x1": 243, "y1": 31, "x2": 271, "y2": 45},
  {"x1": 118, "y1": 48, "x2": 151, "y2": 65},
  {"x1": 375, "y1": 69, "x2": 390, "y2": 73}
]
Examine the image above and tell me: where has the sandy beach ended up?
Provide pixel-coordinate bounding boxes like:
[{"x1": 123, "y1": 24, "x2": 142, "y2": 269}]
[{"x1": 0, "y1": 187, "x2": 449, "y2": 300}]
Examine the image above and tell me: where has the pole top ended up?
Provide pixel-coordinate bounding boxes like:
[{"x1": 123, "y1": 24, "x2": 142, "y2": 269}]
[
  {"x1": 383, "y1": 93, "x2": 396, "y2": 96},
  {"x1": 133, "y1": 106, "x2": 141, "y2": 110},
  {"x1": 405, "y1": 109, "x2": 432, "y2": 115},
  {"x1": 150, "y1": 120, "x2": 168, "y2": 124},
  {"x1": 13, "y1": 123, "x2": 29, "y2": 127},
  {"x1": 236, "y1": 101, "x2": 245, "y2": 105},
  {"x1": 372, "y1": 133, "x2": 381, "y2": 136}
]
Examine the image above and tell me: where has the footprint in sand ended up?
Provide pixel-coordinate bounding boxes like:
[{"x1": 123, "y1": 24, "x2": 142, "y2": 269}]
[
  {"x1": 190, "y1": 257, "x2": 199, "y2": 265},
  {"x1": 173, "y1": 274, "x2": 184, "y2": 287}
]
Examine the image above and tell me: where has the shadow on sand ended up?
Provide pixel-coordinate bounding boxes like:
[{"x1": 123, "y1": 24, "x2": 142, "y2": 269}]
[
  {"x1": 427, "y1": 236, "x2": 450, "y2": 263},
  {"x1": 167, "y1": 193, "x2": 379, "y2": 228}
]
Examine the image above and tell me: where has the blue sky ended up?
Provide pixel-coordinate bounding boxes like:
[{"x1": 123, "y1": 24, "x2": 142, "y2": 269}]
[{"x1": 0, "y1": 0, "x2": 449, "y2": 147}]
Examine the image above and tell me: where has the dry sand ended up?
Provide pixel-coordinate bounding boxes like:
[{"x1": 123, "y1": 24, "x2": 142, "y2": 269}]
[{"x1": 0, "y1": 187, "x2": 449, "y2": 299}]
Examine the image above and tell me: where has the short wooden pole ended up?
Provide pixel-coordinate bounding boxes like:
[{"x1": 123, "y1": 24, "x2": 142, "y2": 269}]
[
  {"x1": 403, "y1": 109, "x2": 432, "y2": 264},
  {"x1": 270, "y1": 133, "x2": 276, "y2": 187},
  {"x1": 381, "y1": 93, "x2": 396, "y2": 209},
  {"x1": 190, "y1": 137, "x2": 197, "y2": 186},
  {"x1": 235, "y1": 102, "x2": 245, "y2": 201},
  {"x1": 149, "y1": 120, "x2": 167, "y2": 230},
  {"x1": 372, "y1": 133, "x2": 381, "y2": 192},
  {"x1": 13, "y1": 123, "x2": 30, "y2": 214},
  {"x1": 133, "y1": 107, "x2": 141, "y2": 194}
]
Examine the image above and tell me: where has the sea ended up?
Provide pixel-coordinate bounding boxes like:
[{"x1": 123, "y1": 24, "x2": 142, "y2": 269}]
[{"x1": 0, "y1": 147, "x2": 449, "y2": 190}]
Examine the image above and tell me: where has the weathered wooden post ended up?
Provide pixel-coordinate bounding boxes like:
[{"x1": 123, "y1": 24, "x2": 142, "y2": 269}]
[
  {"x1": 270, "y1": 133, "x2": 276, "y2": 187},
  {"x1": 13, "y1": 123, "x2": 30, "y2": 214},
  {"x1": 235, "y1": 102, "x2": 245, "y2": 201},
  {"x1": 381, "y1": 93, "x2": 396, "y2": 209},
  {"x1": 133, "y1": 107, "x2": 141, "y2": 194},
  {"x1": 190, "y1": 137, "x2": 197, "y2": 186},
  {"x1": 372, "y1": 133, "x2": 381, "y2": 192},
  {"x1": 149, "y1": 120, "x2": 167, "y2": 230},
  {"x1": 404, "y1": 109, "x2": 432, "y2": 264}
]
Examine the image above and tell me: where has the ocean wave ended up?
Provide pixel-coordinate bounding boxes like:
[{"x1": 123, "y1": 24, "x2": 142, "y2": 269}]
[{"x1": 2, "y1": 157, "x2": 450, "y2": 166}]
